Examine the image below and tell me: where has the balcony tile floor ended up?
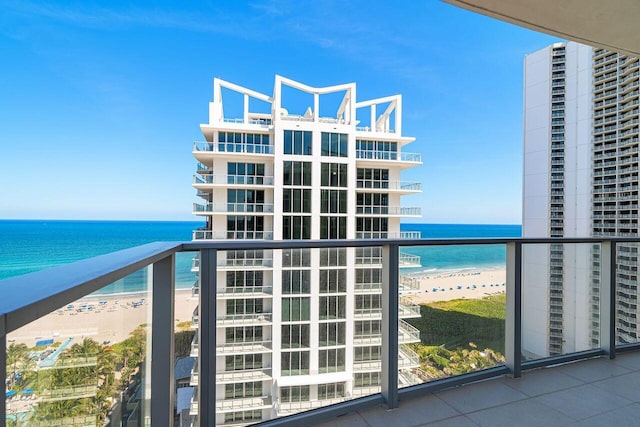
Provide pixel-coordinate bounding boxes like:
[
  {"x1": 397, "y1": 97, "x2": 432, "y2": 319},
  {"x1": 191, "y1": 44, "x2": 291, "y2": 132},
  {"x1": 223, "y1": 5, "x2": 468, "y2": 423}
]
[{"x1": 313, "y1": 351, "x2": 640, "y2": 427}]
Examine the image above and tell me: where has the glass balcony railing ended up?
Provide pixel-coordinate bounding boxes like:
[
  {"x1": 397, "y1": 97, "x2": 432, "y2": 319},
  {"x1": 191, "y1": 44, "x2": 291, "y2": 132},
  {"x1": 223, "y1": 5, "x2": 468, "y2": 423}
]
[
  {"x1": 193, "y1": 174, "x2": 275, "y2": 186},
  {"x1": 355, "y1": 150, "x2": 422, "y2": 162},
  {"x1": 193, "y1": 141, "x2": 274, "y2": 155},
  {"x1": 2, "y1": 237, "x2": 640, "y2": 426},
  {"x1": 193, "y1": 202, "x2": 275, "y2": 214}
]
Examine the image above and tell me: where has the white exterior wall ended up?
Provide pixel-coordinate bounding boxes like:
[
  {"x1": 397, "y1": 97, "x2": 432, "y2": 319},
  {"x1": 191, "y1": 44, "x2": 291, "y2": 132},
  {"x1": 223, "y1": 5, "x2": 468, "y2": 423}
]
[
  {"x1": 523, "y1": 42, "x2": 595, "y2": 358},
  {"x1": 194, "y1": 76, "x2": 423, "y2": 424}
]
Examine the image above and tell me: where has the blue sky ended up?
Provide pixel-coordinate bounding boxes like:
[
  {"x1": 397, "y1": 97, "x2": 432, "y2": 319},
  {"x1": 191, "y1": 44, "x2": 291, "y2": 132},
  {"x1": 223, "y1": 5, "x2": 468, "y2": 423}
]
[{"x1": 0, "y1": 1, "x2": 557, "y2": 224}]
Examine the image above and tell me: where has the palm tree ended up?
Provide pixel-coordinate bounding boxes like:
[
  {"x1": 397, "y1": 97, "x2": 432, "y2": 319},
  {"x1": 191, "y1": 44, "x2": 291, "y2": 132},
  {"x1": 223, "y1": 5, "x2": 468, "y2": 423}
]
[{"x1": 6, "y1": 343, "x2": 29, "y2": 389}]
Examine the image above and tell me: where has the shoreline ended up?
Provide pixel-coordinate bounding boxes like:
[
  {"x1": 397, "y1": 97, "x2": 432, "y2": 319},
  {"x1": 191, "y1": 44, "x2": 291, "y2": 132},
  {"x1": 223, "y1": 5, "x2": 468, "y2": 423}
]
[
  {"x1": 403, "y1": 266, "x2": 506, "y2": 304},
  {"x1": 9, "y1": 288, "x2": 198, "y2": 347}
]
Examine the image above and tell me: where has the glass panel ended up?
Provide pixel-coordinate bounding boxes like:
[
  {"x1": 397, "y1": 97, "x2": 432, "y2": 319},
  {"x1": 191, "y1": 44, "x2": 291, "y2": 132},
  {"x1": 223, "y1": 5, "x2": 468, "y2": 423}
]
[
  {"x1": 616, "y1": 242, "x2": 639, "y2": 346},
  {"x1": 400, "y1": 243, "x2": 506, "y2": 388},
  {"x1": 521, "y1": 243, "x2": 601, "y2": 360},
  {"x1": 6, "y1": 268, "x2": 153, "y2": 426}
]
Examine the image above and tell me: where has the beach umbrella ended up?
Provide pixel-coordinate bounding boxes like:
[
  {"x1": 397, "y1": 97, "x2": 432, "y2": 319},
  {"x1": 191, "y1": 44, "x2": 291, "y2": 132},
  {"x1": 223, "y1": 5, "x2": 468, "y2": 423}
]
[
  {"x1": 6, "y1": 390, "x2": 16, "y2": 397},
  {"x1": 22, "y1": 389, "x2": 33, "y2": 394}
]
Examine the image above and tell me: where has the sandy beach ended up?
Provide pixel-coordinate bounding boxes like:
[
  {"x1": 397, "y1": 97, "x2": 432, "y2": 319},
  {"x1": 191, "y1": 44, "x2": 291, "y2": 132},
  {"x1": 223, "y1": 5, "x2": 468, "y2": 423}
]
[
  {"x1": 403, "y1": 268, "x2": 506, "y2": 305},
  {"x1": 8, "y1": 288, "x2": 198, "y2": 347}
]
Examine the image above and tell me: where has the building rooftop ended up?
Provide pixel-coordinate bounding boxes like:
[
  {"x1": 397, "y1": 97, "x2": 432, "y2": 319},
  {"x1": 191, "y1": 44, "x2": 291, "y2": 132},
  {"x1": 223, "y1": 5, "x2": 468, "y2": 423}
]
[{"x1": 314, "y1": 352, "x2": 640, "y2": 427}]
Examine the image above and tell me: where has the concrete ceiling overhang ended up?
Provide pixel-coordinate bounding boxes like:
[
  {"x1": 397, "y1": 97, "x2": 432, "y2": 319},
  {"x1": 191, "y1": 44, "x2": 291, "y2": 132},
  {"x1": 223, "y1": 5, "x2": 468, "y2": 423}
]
[{"x1": 443, "y1": 0, "x2": 640, "y2": 57}]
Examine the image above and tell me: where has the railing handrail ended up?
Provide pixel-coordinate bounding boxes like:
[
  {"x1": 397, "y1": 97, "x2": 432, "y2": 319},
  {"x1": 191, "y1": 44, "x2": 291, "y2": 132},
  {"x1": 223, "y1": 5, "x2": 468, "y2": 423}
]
[
  {"x1": 8, "y1": 235, "x2": 640, "y2": 336},
  {"x1": 0, "y1": 241, "x2": 183, "y2": 333}
]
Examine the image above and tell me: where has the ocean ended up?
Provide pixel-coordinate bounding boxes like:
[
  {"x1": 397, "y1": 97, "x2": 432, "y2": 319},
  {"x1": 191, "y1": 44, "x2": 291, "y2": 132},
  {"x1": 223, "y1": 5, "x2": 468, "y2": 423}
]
[{"x1": 0, "y1": 220, "x2": 521, "y2": 292}]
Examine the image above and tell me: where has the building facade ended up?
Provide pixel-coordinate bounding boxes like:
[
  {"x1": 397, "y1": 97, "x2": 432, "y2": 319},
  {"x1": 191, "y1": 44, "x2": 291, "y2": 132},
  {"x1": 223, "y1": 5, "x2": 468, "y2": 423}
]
[
  {"x1": 523, "y1": 42, "x2": 640, "y2": 358},
  {"x1": 190, "y1": 76, "x2": 423, "y2": 425}
]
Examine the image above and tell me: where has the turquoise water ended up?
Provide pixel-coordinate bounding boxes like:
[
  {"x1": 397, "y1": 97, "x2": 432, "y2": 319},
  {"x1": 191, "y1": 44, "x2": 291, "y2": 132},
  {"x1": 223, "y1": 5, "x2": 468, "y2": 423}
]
[
  {"x1": 0, "y1": 220, "x2": 204, "y2": 292},
  {"x1": 0, "y1": 220, "x2": 521, "y2": 290},
  {"x1": 400, "y1": 223, "x2": 521, "y2": 273}
]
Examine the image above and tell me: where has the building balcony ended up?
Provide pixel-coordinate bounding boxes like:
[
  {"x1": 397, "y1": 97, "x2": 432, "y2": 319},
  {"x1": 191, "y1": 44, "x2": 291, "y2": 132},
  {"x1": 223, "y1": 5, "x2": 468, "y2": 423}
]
[
  {"x1": 193, "y1": 141, "x2": 274, "y2": 157},
  {"x1": 216, "y1": 312, "x2": 272, "y2": 326},
  {"x1": 216, "y1": 368, "x2": 272, "y2": 384},
  {"x1": 216, "y1": 286, "x2": 273, "y2": 298},
  {"x1": 193, "y1": 174, "x2": 275, "y2": 188},
  {"x1": 192, "y1": 229, "x2": 274, "y2": 240},
  {"x1": 216, "y1": 396, "x2": 272, "y2": 413},
  {"x1": 356, "y1": 180, "x2": 422, "y2": 194},
  {"x1": 215, "y1": 341, "x2": 273, "y2": 355},
  {"x1": 192, "y1": 202, "x2": 275, "y2": 215},
  {"x1": 355, "y1": 150, "x2": 422, "y2": 167},
  {"x1": 355, "y1": 206, "x2": 422, "y2": 217},
  {"x1": 5, "y1": 237, "x2": 640, "y2": 426},
  {"x1": 355, "y1": 231, "x2": 422, "y2": 239}
]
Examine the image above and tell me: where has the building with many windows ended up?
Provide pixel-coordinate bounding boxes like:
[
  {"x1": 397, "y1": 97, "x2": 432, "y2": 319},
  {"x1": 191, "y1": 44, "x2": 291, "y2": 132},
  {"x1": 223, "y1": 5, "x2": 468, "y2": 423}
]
[
  {"x1": 523, "y1": 42, "x2": 640, "y2": 358},
  {"x1": 189, "y1": 76, "x2": 423, "y2": 425}
]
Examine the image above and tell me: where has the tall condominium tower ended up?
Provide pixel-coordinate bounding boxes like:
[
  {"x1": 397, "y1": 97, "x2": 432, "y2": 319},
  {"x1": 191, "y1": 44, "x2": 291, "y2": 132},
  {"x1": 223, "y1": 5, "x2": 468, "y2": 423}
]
[
  {"x1": 523, "y1": 42, "x2": 640, "y2": 358},
  {"x1": 190, "y1": 76, "x2": 423, "y2": 425}
]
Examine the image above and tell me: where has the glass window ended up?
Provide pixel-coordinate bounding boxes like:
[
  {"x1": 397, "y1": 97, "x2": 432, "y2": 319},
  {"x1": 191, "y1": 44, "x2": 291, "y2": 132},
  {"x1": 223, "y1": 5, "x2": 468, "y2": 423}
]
[
  {"x1": 281, "y1": 324, "x2": 310, "y2": 348},
  {"x1": 321, "y1": 190, "x2": 347, "y2": 213},
  {"x1": 319, "y1": 269, "x2": 347, "y2": 293},
  {"x1": 318, "y1": 383, "x2": 345, "y2": 400},
  {"x1": 282, "y1": 270, "x2": 311, "y2": 294},
  {"x1": 280, "y1": 385, "x2": 310, "y2": 402},
  {"x1": 284, "y1": 130, "x2": 312, "y2": 155},
  {"x1": 319, "y1": 295, "x2": 346, "y2": 320},
  {"x1": 321, "y1": 132, "x2": 348, "y2": 157},
  {"x1": 320, "y1": 248, "x2": 347, "y2": 267},
  {"x1": 320, "y1": 216, "x2": 347, "y2": 239},
  {"x1": 321, "y1": 163, "x2": 348, "y2": 187},
  {"x1": 283, "y1": 189, "x2": 312, "y2": 213},
  {"x1": 281, "y1": 351, "x2": 309, "y2": 376},
  {"x1": 283, "y1": 216, "x2": 311, "y2": 239},
  {"x1": 283, "y1": 161, "x2": 312, "y2": 186},
  {"x1": 282, "y1": 297, "x2": 311, "y2": 322},
  {"x1": 318, "y1": 348, "x2": 345, "y2": 373},
  {"x1": 319, "y1": 322, "x2": 345, "y2": 346},
  {"x1": 282, "y1": 249, "x2": 311, "y2": 267}
]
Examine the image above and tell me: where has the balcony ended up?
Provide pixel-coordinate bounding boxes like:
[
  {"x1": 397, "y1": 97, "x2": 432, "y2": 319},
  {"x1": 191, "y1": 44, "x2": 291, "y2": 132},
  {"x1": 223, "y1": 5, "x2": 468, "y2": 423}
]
[
  {"x1": 355, "y1": 231, "x2": 422, "y2": 239},
  {"x1": 192, "y1": 174, "x2": 275, "y2": 187},
  {"x1": 355, "y1": 150, "x2": 422, "y2": 166},
  {"x1": 3, "y1": 237, "x2": 640, "y2": 426},
  {"x1": 356, "y1": 180, "x2": 422, "y2": 193},
  {"x1": 192, "y1": 229, "x2": 274, "y2": 240},
  {"x1": 355, "y1": 206, "x2": 422, "y2": 217},
  {"x1": 192, "y1": 202, "x2": 275, "y2": 215},
  {"x1": 192, "y1": 141, "x2": 274, "y2": 156}
]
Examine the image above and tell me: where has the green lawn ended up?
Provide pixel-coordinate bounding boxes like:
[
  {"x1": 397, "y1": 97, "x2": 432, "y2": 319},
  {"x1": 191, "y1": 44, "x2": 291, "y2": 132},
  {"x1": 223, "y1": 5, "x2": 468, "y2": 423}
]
[{"x1": 407, "y1": 294, "x2": 506, "y2": 354}]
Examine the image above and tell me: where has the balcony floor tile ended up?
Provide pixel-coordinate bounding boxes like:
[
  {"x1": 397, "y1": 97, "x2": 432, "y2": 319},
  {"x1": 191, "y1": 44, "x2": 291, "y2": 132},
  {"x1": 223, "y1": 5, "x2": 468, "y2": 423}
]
[
  {"x1": 418, "y1": 415, "x2": 478, "y2": 427},
  {"x1": 356, "y1": 394, "x2": 460, "y2": 427},
  {"x1": 565, "y1": 403, "x2": 640, "y2": 427},
  {"x1": 466, "y1": 399, "x2": 573, "y2": 427},
  {"x1": 533, "y1": 383, "x2": 632, "y2": 421},
  {"x1": 555, "y1": 357, "x2": 632, "y2": 382},
  {"x1": 436, "y1": 379, "x2": 528, "y2": 413},
  {"x1": 592, "y1": 371, "x2": 640, "y2": 402},
  {"x1": 310, "y1": 355, "x2": 640, "y2": 427},
  {"x1": 498, "y1": 367, "x2": 584, "y2": 397}
]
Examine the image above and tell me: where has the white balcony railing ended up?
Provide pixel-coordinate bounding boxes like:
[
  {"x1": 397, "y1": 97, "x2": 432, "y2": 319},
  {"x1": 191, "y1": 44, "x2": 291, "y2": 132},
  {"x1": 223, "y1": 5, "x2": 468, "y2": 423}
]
[
  {"x1": 193, "y1": 141, "x2": 274, "y2": 155},
  {"x1": 356, "y1": 150, "x2": 422, "y2": 162}
]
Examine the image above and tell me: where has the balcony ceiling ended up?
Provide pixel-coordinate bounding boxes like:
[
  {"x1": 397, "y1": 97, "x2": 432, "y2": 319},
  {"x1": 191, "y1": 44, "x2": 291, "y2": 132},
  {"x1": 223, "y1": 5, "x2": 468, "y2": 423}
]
[{"x1": 443, "y1": 0, "x2": 640, "y2": 57}]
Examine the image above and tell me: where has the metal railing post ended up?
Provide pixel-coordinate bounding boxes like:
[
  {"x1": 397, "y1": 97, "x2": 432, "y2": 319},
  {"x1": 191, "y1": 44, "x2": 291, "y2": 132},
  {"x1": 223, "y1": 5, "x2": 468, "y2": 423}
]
[
  {"x1": 1, "y1": 316, "x2": 5, "y2": 427},
  {"x1": 151, "y1": 254, "x2": 176, "y2": 427},
  {"x1": 505, "y1": 242, "x2": 522, "y2": 378},
  {"x1": 381, "y1": 244, "x2": 399, "y2": 408},
  {"x1": 199, "y1": 249, "x2": 217, "y2": 426},
  {"x1": 600, "y1": 241, "x2": 616, "y2": 359}
]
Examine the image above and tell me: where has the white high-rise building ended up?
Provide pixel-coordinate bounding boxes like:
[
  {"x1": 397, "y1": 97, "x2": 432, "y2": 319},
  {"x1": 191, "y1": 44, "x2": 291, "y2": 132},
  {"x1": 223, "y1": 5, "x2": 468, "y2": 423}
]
[
  {"x1": 190, "y1": 76, "x2": 423, "y2": 425},
  {"x1": 523, "y1": 42, "x2": 640, "y2": 358}
]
